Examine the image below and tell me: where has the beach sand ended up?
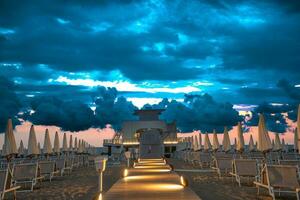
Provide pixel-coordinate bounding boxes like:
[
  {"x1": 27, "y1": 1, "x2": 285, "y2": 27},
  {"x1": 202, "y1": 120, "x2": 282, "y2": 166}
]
[
  {"x1": 6, "y1": 159, "x2": 298, "y2": 200},
  {"x1": 13, "y1": 163, "x2": 125, "y2": 200},
  {"x1": 168, "y1": 158, "x2": 296, "y2": 200}
]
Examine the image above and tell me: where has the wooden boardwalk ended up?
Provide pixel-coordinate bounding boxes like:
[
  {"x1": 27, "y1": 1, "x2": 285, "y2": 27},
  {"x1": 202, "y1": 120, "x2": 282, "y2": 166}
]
[{"x1": 102, "y1": 159, "x2": 201, "y2": 200}]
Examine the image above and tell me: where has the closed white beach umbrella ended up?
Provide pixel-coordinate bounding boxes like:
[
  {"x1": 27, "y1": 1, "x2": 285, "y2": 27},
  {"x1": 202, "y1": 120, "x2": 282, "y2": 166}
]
[
  {"x1": 212, "y1": 130, "x2": 220, "y2": 151},
  {"x1": 233, "y1": 138, "x2": 237, "y2": 150},
  {"x1": 37, "y1": 142, "x2": 41, "y2": 155},
  {"x1": 295, "y1": 128, "x2": 298, "y2": 152},
  {"x1": 248, "y1": 135, "x2": 255, "y2": 152},
  {"x1": 78, "y1": 140, "x2": 82, "y2": 153},
  {"x1": 53, "y1": 131, "x2": 60, "y2": 154},
  {"x1": 3, "y1": 119, "x2": 18, "y2": 156},
  {"x1": 18, "y1": 140, "x2": 25, "y2": 156},
  {"x1": 62, "y1": 132, "x2": 68, "y2": 152},
  {"x1": 236, "y1": 122, "x2": 245, "y2": 152},
  {"x1": 281, "y1": 138, "x2": 287, "y2": 152},
  {"x1": 274, "y1": 133, "x2": 282, "y2": 151},
  {"x1": 297, "y1": 105, "x2": 300, "y2": 153},
  {"x1": 204, "y1": 133, "x2": 212, "y2": 151},
  {"x1": 43, "y1": 129, "x2": 52, "y2": 154},
  {"x1": 198, "y1": 132, "x2": 202, "y2": 150},
  {"x1": 1, "y1": 144, "x2": 5, "y2": 156},
  {"x1": 194, "y1": 135, "x2": 199, "y2": 151},
  {"x1": 190, "y1": 136, "x2": 194, "y2": 150},
  {"x1": 27, "y1": 125, "x2": 39, "y2": 155},
  {"x1": 69, "y1": 135, "x2": 73, "y2": 151},
  {"x1": 74, "y1": 137, "x2": 78, "y2": 152},
  {"x1": 257, "y1": 114, "x2": 272, "y2": 152},
  {"x1": 222, "y1": 127, "x2": 231, "y2": 152}
]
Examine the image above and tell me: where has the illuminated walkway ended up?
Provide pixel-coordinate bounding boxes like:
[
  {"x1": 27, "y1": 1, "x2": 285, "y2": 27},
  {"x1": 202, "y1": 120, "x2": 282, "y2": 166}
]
[{"x1": 103, "y1": 159, "x2": 201, "y2": 200}]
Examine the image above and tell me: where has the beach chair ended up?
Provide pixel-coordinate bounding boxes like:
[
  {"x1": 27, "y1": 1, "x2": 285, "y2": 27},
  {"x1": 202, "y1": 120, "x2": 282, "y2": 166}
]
[
  {"x1": 13, "y1": 163, "x2": 44, "y2": 192},
  {"x1": 267, "y1": 152, "x2": 280, "y2": 164},
  {"x1": 250, "y1": 151, "x2": 264, "y2": 160},
  {"x1": 55, "y1": 159, "x2": 66, "y2": 176},
  {"x1": 279, "y1": 160, "x2": 300, "y2": 177},
  {"x1": 254, "y1": 165, "x2": 300, "y2": 200},
  {"x1": 0, "y1": 168, "x2": 20, "y2": 200},
  {"x1": 282, "y1": 153, "x2": 298, "y2": 160},
  {"x1": 38, "y1": 161, "x2": 59, "y2": 182},
  {"x1": 197, "y1": 153, "x2": 212, "y2": 168},
  {"x1": 212, "y1": 158, "x2": 232, "y2": 178},
  {"x1": 64, "y1": 158, "x2": 73, "y2": 174},
  {"x1": 230, "y1": 159, "x2": 258, "y2": 186}
]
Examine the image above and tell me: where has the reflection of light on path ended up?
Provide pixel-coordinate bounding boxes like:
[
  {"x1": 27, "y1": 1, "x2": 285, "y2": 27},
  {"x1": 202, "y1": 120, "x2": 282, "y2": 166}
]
[{"x1": 98, "y1": 193, "x2": 102, "y2": 200}]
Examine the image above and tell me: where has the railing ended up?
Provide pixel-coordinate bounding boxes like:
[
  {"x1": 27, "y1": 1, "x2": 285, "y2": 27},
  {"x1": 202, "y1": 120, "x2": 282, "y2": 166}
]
[
  {"x1": 103, "y1": 138, "x2": 179, "y2": 146},
  {"x1": 103, "y1": 139, "x2": 122, "y2": 145}
]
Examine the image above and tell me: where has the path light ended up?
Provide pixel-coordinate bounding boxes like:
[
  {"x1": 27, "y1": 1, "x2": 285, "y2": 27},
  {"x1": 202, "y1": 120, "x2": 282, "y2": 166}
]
[
  {"x1": 124, "y1": 151, "x2": 131, "y2": 167},
  {"x1": 94, "y1": 156, "x2": 107, "y2": 193},
  {"x1": 123, "y1": 169, "x2": 129, "y2": 177},
  {"x1": 180, "y1": 176, "x2": 188, "y2": 187}
]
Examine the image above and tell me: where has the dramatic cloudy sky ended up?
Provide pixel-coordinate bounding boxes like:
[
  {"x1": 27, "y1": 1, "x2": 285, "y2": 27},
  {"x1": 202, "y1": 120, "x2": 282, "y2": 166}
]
[{"x1": 0, "y1": 0, "x2": 300, "y2": 133}]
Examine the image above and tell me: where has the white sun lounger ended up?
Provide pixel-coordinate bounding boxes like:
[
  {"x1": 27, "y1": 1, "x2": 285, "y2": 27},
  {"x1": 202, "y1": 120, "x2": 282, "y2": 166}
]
[
  {"x1": 212, "y1": 158, "x2": 232, "y2": 178},
  {"x1": 39, "y1": 161, "x2": 59, "y2": 182},
  {"x1": 13, "y1": 163, "x2": 44, "y2": 192},
  {"x1": 254, "y1": 164, "x2": 300, "y2": 200},
  {"x1": 0, "y1": 168, "x2": 20, "y2": 200},
  {"x1": 230, "y1": 159, "x2": 258, "y2": 186}
]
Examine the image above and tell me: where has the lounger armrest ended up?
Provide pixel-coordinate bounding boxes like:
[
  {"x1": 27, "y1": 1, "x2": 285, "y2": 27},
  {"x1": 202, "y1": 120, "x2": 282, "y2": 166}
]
[
  {"x1": 36, "y1": 175, "x2": 45, "y2": 180},
  {"x1": 5, "y1": 186, "x2": 21, "y2": 193},
  {"x1": 253, "y1": 181, "x2": 269, "y2": 189},
  {"x1": 229, "y1": 172, "x2": 237, "y2": 177}
]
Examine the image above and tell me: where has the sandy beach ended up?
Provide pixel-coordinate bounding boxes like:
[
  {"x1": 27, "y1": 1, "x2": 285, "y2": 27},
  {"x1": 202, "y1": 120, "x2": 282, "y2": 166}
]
[
  {"x1": 11, "y1": 163, "x2": 125, "y2": 200},
  {"x1": 168, "y1": 158, "x2": 297, "y2": 200},
  {"x1": 1, "y1": 159, "x2": 298, "y2": 200}
]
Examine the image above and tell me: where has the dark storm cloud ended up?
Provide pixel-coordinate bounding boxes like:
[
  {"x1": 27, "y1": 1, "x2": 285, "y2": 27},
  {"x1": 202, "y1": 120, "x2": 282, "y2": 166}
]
[
  {"x1": 93, "y1": 87, "x2": 138, "y2": 130},
  {"x1": 0, "y1": 0, "x2": 299, "y2": 108},
  {"x1": 245, "y1": 102, "x2": 291, "y2": 133},
  {"x1": 143, "y1": 94, "x2": 242, "y2": 132},
  {"x1": 277, "y1": 79, "x2": 300, "y2": 101},
  {"x1": 26, "y1": 86, "x2": 137, "y2": 131},
  {"x1": 0, "y1": 76, "x2": 21, "y2": 132}
]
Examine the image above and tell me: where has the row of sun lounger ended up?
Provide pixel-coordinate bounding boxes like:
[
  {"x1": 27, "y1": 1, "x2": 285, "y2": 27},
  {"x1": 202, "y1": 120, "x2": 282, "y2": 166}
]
[
  {"x1": 175, "y1": 151, "x2": 300, "y2": 200},
  {"x1": 0, "y1": 155, "x2": 90, "y2": 200}
]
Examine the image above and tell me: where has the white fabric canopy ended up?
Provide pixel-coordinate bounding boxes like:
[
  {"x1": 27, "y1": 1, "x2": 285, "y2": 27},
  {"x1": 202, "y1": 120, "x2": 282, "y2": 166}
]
[
  {"x1": 27, "y1": 125, "x2": 39, "y2": 155},
  {"x1": 43, "y1": 129, "x2": 52, "y2": 154},
  {"x1": 257, "y1": 114, "x2": 272, "y2": 152},
  {"x1": 18, "y1": 140, "x2": 25, "y2": 155},
  {"x1": 194, "y1": 135, "x2": 199, "y2": 151},
  {"x1": 3, "y1": 119, "x2": 18, "y2": 156},
  {"x1": 37, "y1": 142, "x2": 41, "y2": 155},
  {"x1": 222, "y1": 127, "x2": 231, "y2": 152},
  {"x1": 274, "y1": 133, "x2": 282, "y2": 151},
  {"x1": 198, "y1": 132, "x2": 202, "y2": 150},
  {"x1": 69, "y1": 135, "x2": 73, "y2": 151},
  {"x1": 212, "y1": 130, "x2": 220, "y2": 151},
  {"x1": 297, "y1": 105, "x2": 300, "y2": 153},
  {"x1": 248, "y1": 134, "x2": 255, "y2": 152},
  {"x1": 74, "y1": 137, "x2": 78, "y2": 152},
  {"x1": 236, "y1": 122, "x2": 245, "y2": 152},
  {"x1": 281, "y1": 138, "x2": 287, "y2": 152},
  {"x1": 204, "y1": 133, "x2": 212, "y2": 151},
  {"x1": 53, "y1": 131, "x2": 60, "y2": 154},
  {"x1": 62, "y1": 132, "x2": 68, "y2": 152}
]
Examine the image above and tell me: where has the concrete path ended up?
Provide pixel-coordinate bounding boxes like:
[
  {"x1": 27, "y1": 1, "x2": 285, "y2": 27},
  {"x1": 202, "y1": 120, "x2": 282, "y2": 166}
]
[{"x1": 102, "y1": 159, "x2": 201, "y2": 200}]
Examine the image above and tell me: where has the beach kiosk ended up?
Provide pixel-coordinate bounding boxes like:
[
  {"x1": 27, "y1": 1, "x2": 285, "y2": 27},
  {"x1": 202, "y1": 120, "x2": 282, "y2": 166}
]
[{"x1": 104, "y1": 109, "x2": 178, "y2": 158}]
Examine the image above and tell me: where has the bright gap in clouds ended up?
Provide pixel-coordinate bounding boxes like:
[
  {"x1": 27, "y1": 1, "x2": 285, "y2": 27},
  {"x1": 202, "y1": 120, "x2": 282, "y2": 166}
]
[
  {"x1": 127, "y1": 98, "x2": 184, "y2": 108},
  {"x1": 55, "y1": 76, "x2": 201, "y2": 93}
]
